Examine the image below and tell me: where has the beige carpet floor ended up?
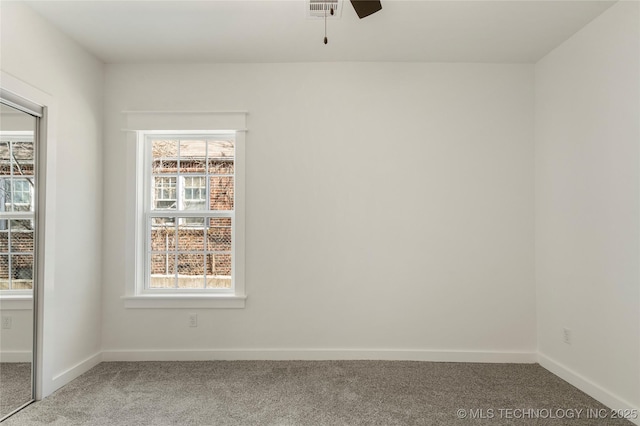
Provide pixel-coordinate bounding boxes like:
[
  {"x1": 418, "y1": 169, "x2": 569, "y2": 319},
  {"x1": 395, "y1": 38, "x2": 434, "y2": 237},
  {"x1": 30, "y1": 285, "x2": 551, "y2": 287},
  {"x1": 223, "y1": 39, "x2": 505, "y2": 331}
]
[{"x1": 3, "y1": 361, "x2": 634, "y2": 425}]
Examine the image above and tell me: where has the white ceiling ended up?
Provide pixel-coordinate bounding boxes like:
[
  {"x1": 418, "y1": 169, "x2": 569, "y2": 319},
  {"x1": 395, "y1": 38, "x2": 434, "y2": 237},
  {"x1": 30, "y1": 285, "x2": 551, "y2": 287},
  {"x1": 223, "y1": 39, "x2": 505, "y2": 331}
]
[{"x1": 23, "y1": 0, "x2": 616, "y2": 63}]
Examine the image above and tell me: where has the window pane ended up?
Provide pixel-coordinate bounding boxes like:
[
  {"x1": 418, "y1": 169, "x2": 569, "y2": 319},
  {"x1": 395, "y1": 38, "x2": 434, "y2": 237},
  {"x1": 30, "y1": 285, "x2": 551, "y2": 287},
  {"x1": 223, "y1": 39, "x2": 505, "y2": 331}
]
[
  {"x1": 182, "y1": 217, "x2": 205, "y2": 226},
  {"x1": 179, "y1": 140, "x2": 206, "y2": 174},
  {"x1": 0, "y1": 142, "x2": 10, "y2": 176},
  {"x1": 11, "y1": 230, "x2": 34, "y2": 253},
  {"x1": 210, "y1": 217, "x2": 232, "y2": 227},
  {"x1": 183, "y1": 176, "x2": 206, "y2": 211},
  {"x1": 178, "y1": 223, "x2": 204, "y2": 251},
  {"x1": 207, "y1": 140, "x2": 234, "y2": 175},
  {"x1": 208, "y1": 159, "x2": 234, "y2": 175},
  {"x1": 214, "y1": 254, "x2": 232, "y2": 275},
  {"x1": 153, "y1": 177, "x2": 176, "y2": 210},
  {"x1": 14, "y1": 180, "x2": 29, "y2": 202},
  {"x1": 12, "y1": 142, "x2": 34, "y2": 161},
  {"x1": 184, "y1": 201, "x2": 206, "y2": 212},
  {"x1": 207, "y1": 218, "x2": 232, "y2": 251},
  {"x1": 206, "y1": 253, "x2": 232, "y2": 288},
  {"x1": 11, "y1": 254, "x2": 32, "y2": 289},
  {"x1": 0, "y1": 255, "x2": 8, "y2": 289},
  {"x1": 3, "y1": 179, "x2": 32, "y2": 212},
  {"x1": 8, "y1": 179, "x2": 33, "y2": 211},
  {"x1": 207, "y1": 139, "x2": 234, "y2": 157},
  {"x1": 0, "y1": 231, "x2": 7, "y2": 253},
  {"x1": 149, "y1": 253, "x2": 176, "y2": 288},
  {"x1": 206, "y1": 276, "x2": 231, "y2": 289},
  {"x1": 151, "y1": 140, "x2": 178, "y2": 173},
  {"x1": 177, "y1": 253, "x2": 205, "y2": 288},
  {"x1": 10, "y1": 219, "x2": 33, "y2": 232},
  {"x1": 210, "y1": 176, "x2": 234, "y2": 210},
  {"x1": 12, "y1": 142, "x2": 34, "y2": 176},
  {"x1": 150, "y1": 218, "x2": 176, "y2": 251},
  {"x1": 2, "y1": 180, "x2": 8, "y2": 210}
]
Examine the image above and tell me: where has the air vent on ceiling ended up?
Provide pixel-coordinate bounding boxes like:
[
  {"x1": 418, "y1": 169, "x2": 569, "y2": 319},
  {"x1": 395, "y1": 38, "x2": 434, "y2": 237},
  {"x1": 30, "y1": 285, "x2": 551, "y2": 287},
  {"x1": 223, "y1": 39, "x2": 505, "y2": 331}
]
[{"x1": 307, "y1": 0, "x2": 342, "y2": 19}]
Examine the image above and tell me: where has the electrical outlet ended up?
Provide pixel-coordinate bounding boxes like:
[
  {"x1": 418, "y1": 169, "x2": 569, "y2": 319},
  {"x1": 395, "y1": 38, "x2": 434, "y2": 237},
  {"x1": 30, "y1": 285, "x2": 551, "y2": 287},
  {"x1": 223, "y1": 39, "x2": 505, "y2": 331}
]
[
  {"x1": 1, "y1": 316, "x2": 12, "y2": 329},
  {"x1": 562, "y1": 328, "x2": 572, "y2": 345},
  {"x1": 189, "y1": 313, "x2": 198, "y2": 328}
]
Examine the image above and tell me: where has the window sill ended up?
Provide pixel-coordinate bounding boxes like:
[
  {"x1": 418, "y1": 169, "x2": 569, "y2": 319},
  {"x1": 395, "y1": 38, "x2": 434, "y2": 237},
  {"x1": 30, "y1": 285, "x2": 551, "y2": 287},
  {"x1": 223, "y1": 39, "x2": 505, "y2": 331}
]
[
  {"x1": 121, "y1": 294, "x2": 246, "y2": 309},
  {"x1": 0, "y1": 295, "x2": 33, "y2": 310}
]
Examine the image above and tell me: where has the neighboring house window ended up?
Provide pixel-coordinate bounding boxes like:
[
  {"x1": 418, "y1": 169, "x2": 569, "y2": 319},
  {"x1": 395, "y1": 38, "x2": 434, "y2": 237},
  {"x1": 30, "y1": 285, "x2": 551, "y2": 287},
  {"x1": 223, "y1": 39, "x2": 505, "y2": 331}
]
[
  {"x1": 7, "y1": 179, "x2": 33, "y2": 211},
  {"x1": 184, "y1": 176, "x2": 206, "y2": 210},
  {"x1": 144, "y1": 134, "x2": 236, "y2": 292},
  {"x1": 183, "y1": 176, "x2": 206, "y2": 225},
  {"x1": 154, "y1": 177, "x2": 177, "y2": 210}
]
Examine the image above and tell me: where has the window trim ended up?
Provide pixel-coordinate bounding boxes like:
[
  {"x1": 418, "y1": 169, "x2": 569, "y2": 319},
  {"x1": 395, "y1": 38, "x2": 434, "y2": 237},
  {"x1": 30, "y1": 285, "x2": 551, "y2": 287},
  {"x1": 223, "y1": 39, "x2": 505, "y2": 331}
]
[{"x1": 123, "y1": 121, "x2": 246, "y2": 309}]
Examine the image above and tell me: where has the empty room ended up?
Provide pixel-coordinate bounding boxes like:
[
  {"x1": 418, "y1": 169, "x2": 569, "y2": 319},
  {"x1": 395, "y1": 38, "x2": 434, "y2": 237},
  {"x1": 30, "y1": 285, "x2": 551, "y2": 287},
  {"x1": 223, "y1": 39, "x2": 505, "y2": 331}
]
[{"x1": 0, "y1": 0, "x2": 638, "y2": 424}]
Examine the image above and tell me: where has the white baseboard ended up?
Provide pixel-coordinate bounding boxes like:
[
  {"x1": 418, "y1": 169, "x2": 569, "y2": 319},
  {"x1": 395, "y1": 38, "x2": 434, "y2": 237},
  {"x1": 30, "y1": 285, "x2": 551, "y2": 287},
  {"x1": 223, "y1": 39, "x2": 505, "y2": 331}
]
[
  {"x1": 101, "y1": 348, "x2": 537, "y2": 363},
  {"x1": 50, "y1": 352, "x2": 103, "y2": 392},
  {"x1": 538, "y1": 353, "x2": 640, "y2": 426},
  {"x1": 0, "y1": 351, "x2": 31, "y2": 362}
]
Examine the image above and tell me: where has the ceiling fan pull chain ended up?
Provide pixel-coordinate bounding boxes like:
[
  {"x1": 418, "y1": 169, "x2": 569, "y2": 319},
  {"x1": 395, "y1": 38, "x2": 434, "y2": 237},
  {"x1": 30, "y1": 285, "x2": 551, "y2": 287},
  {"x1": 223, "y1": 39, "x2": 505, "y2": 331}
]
[{"x1": 324, "y1": 4, "x2": 328, "y2": 44}]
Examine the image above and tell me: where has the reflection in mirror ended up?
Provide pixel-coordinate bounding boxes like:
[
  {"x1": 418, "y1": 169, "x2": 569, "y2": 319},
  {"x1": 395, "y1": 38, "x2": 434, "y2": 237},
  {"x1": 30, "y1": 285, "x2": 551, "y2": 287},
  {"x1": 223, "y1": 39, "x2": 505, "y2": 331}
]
[{"x1": 0, "y1": 102, "x2": 36, "y2": 419}]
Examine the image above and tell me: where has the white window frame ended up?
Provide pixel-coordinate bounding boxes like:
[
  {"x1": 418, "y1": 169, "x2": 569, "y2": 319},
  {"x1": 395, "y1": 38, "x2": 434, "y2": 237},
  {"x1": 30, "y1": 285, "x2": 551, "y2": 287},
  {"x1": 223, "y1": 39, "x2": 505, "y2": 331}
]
[{"x1": 122, "y1": 116, "x2": 246, "y2": 308}]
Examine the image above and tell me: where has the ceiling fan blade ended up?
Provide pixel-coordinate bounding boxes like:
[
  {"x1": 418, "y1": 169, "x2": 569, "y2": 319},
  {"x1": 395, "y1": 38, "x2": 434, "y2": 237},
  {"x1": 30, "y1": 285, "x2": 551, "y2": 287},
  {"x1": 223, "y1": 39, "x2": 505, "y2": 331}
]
[{"x1": 350, "y1": 0, "x2": 382, "y2": 19}]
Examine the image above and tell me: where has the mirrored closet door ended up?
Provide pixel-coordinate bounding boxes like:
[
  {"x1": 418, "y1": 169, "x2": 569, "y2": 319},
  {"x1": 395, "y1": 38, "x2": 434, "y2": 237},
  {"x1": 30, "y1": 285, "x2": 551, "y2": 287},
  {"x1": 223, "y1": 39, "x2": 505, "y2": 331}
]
[{"x1": 0, "y1": 101, "x2": 38, "y2": 420}]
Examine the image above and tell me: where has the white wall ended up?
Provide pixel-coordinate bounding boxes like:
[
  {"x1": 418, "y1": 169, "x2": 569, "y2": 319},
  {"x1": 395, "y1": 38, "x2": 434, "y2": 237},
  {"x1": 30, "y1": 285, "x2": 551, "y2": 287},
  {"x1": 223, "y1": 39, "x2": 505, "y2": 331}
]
[
  {"x1": 535, "y1": 0, "x2": 640, "y2": 411},
  {"x1": 102, "y1": 63, "x2": 536, "y2": 359},
  {"x1": 0, "y1": 309, "x2": 33, "y2": 362},
  {"x1": 1, "y1": 2, "x2": 104, "y2": 393}
]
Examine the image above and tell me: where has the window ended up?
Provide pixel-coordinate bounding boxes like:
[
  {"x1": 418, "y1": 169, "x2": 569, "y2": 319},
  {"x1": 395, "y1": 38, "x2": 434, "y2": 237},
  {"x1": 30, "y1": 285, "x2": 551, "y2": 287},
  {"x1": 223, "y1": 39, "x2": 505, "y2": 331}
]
[
  {"x1": 123, "y1": 110, "x2": 246, "y2": 308},
  {"x1": 0, "y1": 136, "x2": 35, "y2": 293},
  {"x1": 147, "y1": 134, "x2": 235, "y2": 291},
  {"x1": 154, "y1": 177, "x2": 176, "y2": 210},
  {"x1": 0, "y1": 140, "x2": 35, "y2": 213},
  {"x1": 124, "y1": 129, "x2": 245, "y2": 308},
  {"x1": 184, "y1": 177, "x2": 205, "y2": 209}
]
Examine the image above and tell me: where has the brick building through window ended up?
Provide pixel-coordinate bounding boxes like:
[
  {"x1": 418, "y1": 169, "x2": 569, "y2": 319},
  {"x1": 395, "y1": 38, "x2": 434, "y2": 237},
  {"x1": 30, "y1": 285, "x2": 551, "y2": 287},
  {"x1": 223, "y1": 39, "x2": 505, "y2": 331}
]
[
  {"x1": 0, "y1": 138, "x2": 35, "y2": 291},
  {"x1": 147, "y1": 137, "x2": 234, "y2": 290}
]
